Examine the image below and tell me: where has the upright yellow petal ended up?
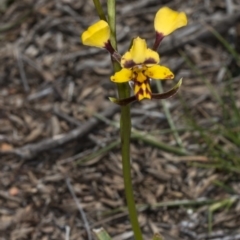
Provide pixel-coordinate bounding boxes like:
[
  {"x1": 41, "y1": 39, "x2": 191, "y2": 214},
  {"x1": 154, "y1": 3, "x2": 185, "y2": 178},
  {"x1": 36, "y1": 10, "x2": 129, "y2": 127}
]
[
  {"x1": 145, "y1": 65, "x2": 174, "y2": 80},
  {"x1": 154, "y1": 7, "x2": 187, "y2": 36},
  {"x1": 130, "y1": 37, "x2": 147, "y2": 64},
  {"x1": 111, "y1": 68, "x2": 133, "y2": 83},
  {"x1": 81, "y1": 20, "x2": 110, "y2": 48},
  {"x1": 121, "y1": 37, "x2": 159, "y2": 67}
]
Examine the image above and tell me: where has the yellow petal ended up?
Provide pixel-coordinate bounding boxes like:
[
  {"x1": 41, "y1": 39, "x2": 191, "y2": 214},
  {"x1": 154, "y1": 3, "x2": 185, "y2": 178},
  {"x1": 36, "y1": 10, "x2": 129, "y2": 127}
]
[
  {"x1": 81, "y1": 20, "x2": 110, "y2": 48},
  {"x1": 134, "y1": 82, "x2": 152, "y2": 101},
  {"x1": 121, "y1": 37, "x2": 159, "y2": 67},
  {"x1": 154, "y1": 7, "x2": 187, "y2": 36},
  {"x1": 145, "y1": 65, "x2": 174, "y2": 79},
  {"x1": 130, "y1": 37, "x2": 148, "y2": 64},
  {"x1": 111, "y1": 68, "x2": 133, "y2": 83},
  {"x1": 121, "y1": 51, "x2": 133, "y2": 68},
  {"x1": 144, "y1": 48, "x2": 160, "y2": 65}
]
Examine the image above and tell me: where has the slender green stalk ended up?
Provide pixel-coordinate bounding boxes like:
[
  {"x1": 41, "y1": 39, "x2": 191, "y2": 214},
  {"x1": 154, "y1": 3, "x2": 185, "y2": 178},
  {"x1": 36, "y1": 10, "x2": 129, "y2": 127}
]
[
  {"x1": 92, "y1": 0, "x2": 107, "y2": 21},
  {"x1": 156, "y1": 81, "x2": 185, "y2": 151},
  {"x1": 107, "y1": 1, "x2": 143, "y2": 240}
]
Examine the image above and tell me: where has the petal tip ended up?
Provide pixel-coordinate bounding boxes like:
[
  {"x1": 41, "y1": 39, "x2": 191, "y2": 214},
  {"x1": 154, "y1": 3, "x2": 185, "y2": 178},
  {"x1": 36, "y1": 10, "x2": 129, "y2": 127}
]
[
  {"x1": 174, "y1": 78, "x2": 183, "y2": 89},
  {"x1": 109, "y1": 97, "x2": 118, "y2": 103},
  {"x1": 166, "y1": 73, "x2": 174, "y2": 79},
  {"x1": 109, "y1": 96, "x2": 137, "y2": 106}
]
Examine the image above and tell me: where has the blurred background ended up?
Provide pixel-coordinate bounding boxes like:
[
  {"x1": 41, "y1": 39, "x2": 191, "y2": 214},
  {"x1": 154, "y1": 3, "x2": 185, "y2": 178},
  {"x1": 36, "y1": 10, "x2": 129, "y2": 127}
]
[{"x1": 0, "y1": 0, "x2": 240, "y2": 239}]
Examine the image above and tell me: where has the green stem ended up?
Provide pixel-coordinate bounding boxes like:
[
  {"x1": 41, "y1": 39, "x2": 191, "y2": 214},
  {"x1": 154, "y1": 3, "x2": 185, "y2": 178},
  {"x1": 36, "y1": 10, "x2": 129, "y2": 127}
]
[
  {"x1": 92, "y1": 0, "x2": 107, "y2": 21},
  {"x1": 107, "y1": 1, "x2": 143, "y2": 240}
]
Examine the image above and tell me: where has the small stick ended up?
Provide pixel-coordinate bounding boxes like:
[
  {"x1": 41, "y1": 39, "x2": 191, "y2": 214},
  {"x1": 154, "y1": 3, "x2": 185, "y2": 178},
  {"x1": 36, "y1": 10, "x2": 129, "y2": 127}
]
[
  {"x1": 16, "y1": 50, "x2": 30, "y2": 92},
  {"x1": 0, "y1": 104, "x2": 119, "y2": 159},
  {"x1": 65, "y1": 225, "x2": 70, "y2": 240},
  {"x1": 53, "y1": 107, "x2": 82, "y2": 127},
  {"x1": 66, "y1": 178, "x2": 92, "y2": 240}
]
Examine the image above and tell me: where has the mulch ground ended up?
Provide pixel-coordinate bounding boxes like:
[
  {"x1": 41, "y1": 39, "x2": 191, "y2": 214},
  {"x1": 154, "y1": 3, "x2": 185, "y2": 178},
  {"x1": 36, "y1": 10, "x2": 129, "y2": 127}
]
[{"x1": 0, "y1": 0, "x2": 240, "y2": 239}]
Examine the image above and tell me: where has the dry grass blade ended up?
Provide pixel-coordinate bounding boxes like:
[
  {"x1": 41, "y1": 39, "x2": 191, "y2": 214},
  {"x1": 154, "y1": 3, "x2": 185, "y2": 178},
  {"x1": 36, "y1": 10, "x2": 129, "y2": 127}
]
[{"x1": 66, "y1": 178, "x2": 92, "y2": 240}]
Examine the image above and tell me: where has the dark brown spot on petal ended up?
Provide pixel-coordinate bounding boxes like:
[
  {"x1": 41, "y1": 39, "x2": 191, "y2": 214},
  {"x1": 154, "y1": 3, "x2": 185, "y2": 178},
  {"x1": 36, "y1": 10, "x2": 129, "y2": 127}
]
[
  {"x1": 122, "y1": 60, "x2": 136, "y2": 68},
  {"x1": 144, "y1": 58, "x2": 158, "y2": 65},
  {"x1": 138, "y1": 88, "x2": 144, "y2": 95},
  {"x1": 134, "y1": 81, "x2": 142, "y2": 86},
  {"x1": 134, "y1": 79, "x2": 152, "y2": 101}
]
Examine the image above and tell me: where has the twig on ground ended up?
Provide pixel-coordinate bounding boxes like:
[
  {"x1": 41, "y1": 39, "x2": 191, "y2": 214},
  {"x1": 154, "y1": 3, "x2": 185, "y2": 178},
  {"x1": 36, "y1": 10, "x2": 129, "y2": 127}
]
[
  {"x1": 76, "y1": 139, "x2": 120, "y2": 165},
  {"x1": 0, "y1": 190, "x2": 21, "y2": 203},
  {"x1": 58, "y1": 149, "x2": 94, "y2": 164},
  {"x1": 65, "y1": 226, "x2": 70, "y2": 240},
  {"x1": 27, "y1": 87, "x2": 53, "y2": 101},
  {"x1": 0, "y1": 9, "x2": 32, "y2": 33},
  {"x1": 16, "y1": 50, "x2": 30, "y2": 92},
  {"x1": 66, "y1": 178, "x2": 92, "y2": 240},
  {"x1": 0, "y1": 105, "x2": 119, "y2": 159},
  {"x1": 197, "y1": 231, "x2": 240, "y2": 240},
  {"x1": 53, "y1": 107, "x2": 82, "y2": 127},
  {"x1": 99, "y1": 197, "x2": 237, "y2": 219},
  {"x1": 91, "y1": 212, "x2": 128, "y2": 228},
  {"x1": 225, "y1": 0, "x2": 234, "y2": 15},
  {"x1": 94, "y1": 113, "x2": 189, "y2": 156}
]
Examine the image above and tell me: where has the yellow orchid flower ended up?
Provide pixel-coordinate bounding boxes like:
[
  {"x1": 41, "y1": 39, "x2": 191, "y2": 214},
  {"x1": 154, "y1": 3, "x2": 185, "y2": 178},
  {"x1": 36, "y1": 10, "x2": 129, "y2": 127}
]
[{"x1": 111, "y1": 37, "x2": 174, "y2": 102}]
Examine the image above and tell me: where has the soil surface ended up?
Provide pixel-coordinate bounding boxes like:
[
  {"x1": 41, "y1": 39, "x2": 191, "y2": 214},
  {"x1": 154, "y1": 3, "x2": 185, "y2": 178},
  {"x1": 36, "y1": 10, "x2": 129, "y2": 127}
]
[{"x1": 0, "y1": 0, "x2": 240, "y2": 239}]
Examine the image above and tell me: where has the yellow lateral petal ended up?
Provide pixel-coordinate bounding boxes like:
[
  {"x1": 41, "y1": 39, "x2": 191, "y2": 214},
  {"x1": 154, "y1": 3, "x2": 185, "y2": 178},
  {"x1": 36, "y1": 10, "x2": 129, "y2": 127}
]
[
  {"x1": 111, "y1": 68, "x2": 133, "y2": 83},
  {"x1": 146, "y1": 65, "x2": 174, "y2": 80},
  {"x1": 154, "y1": 7, "x2": 187, "y2": 36},
  {"x1": 81, "y1": 20, "x2": 110, "y2": 48},
  {"x1": 144, "y1": 48, "x2": 160, "y2": 65},
  {"x1": 121, "y1": 51, "x2": 133, "y2": 68}
]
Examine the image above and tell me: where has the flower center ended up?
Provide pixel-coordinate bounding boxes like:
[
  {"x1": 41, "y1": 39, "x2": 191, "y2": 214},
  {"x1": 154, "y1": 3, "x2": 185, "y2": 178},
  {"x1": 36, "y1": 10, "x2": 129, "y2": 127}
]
[{"x1": 132, "y1": 65, "x2": 148, "y2": 83}]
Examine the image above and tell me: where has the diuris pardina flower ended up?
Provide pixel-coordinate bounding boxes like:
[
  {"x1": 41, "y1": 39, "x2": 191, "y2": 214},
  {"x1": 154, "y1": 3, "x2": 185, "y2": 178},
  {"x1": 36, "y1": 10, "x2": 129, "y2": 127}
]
[
  {"x1": 81, "y1": 7, "x2": 187, "y2": 105},
  {"x1": 110, "y1": 37, "x2": 174, "y2": 102}
]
